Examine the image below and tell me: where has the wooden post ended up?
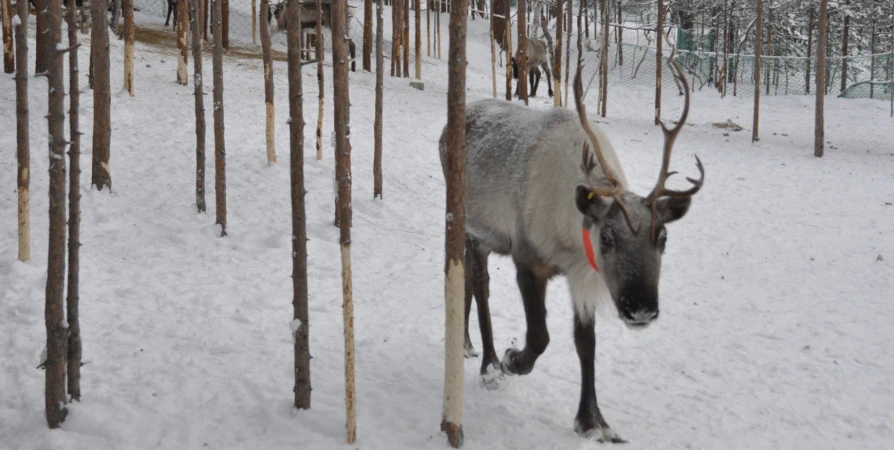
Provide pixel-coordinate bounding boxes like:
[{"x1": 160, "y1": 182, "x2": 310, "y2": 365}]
[
  {"x1": 374, "y1": 0, "x2": 384, "y2": 198},
  {"x1": 92, "y1": 0, "x2": 112, "y2": 191},
  {"x1": 286, "y1": 0, "x2": 311, "y2": 411},
  {"x1": 441, "y1": 0, "x2": 469, "y2": 444},
  {"x1": 192, "y1": 0, "x2": 207, "y2": 211},
  {"x1": 177, "y1": 0, "x2": 188, "y2": 85},
  {"x1": 212, "y1": 0, "x2": 227, "y2": 234},
  {"x1": 2, "y1": 0, "x2": 12, "y2": 73},
  {"x1": 752, "y1": 0, "x2": 762, "y2": 142},
  {"x1": 815, "y1": 0, "x2": 827, "y2": 157},
  {"x1": 15, "y1": 0, "x2": 29, "y2": 262},
  {"x1": 65, "y1": 0, "x2": 83, "y2": 402},
  {"x1": 261, "y1": 0, "x2": 276, "y2": 163},
  {"x1": 45, "y1": 0, "x2": 68, "y2": 428}
]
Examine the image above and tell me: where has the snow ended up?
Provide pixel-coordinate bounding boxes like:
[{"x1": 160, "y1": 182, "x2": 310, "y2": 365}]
[{"x1": 2, "y1": 4, "x2": 894, "y2": 450}]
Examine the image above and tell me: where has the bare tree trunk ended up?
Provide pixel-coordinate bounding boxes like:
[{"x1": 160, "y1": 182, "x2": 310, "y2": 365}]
[
  {"x1": 392, "y1": 0, "x2": 400, "y2": 75},
  {"x1": 92, "y1": 0, "x2": 112, "y2": 191},
  {"x1": 490, "y1": 0, "x2": 496, "y2": 98},
  {"x1": 65, "y1": 0, "x2": 83, "y2": 402},
  {"x1": 15, "y1": 0, "x2": 29, "y2": 262},
  {"x1": 110, "y1": 0, "x2": 121, "y2": 31},
  {"x1": 286, "y1": 0, "x2": 311, "y2": 412},
  {"x1": 123, "y1": 0, "x2": 134, "y2": 95},
  {"x1": 437, "y1": 0, "x2": 441, "y2": 59},
  {"x1": 374, "y1": 0, "x2": 383, "y2": 198},
  {"x1": 2, "y1": 0, "x2": 12, "y2": 73},
  {"x1": 655, "y1": 0, "x2": 663, "y2": 125},
  {"x1": 441, "y1": 0, "x2": 468, "y2": 445},
  {"x1": 616, "y1": 0, "x2": 622, "y2": 65},
  {"x1": 564, "y1": 0, "x2": 571, "y2": 107},
  {"x1": 517, "y1": 0, "x2": 528, "y2": 104},
  {"x1": 35, "y1": 0, "x2": 49, "y2": 74},
  {"x1": 403, "y1": 0, "x2": 409, "y2": 77},
  {"x1": 839, "y1": 0, "x2": 849, "y2": 93},
  {"x1": 415, "y1": 0, "x2": 421, "y2": 78},
  {"x1": 315, "y1": 0, "x2": 323, "y2": 159},
  {"x1": 721, "y1": 0, "x2": 729, "y2": 97},
  {"x1": 222, "y1": 0, "x2": 228, "y2": 49},
  {"x1": 765, "y1": 6, "x2": 771, "y2": 95},
  {"x1": 806, "y1": 6, "x2": 813, "y2": 94},
  {"x1": 202, "y1": 0, "x2": 208, "y2": 41},
  {"x1": 331, "y1": 0, "x2": 356, "y2": 441},
  {"x1": 505, "y1": 13, "x2": 511, "y2": 100},
  {"x1": 600, "y1": 0, "x2": 608, "y2": 117},
  {"x1": 259, "y1": 0, "x2": 275, "y2": 164},
  {"x1": 546, "y1": 0, "x2": 560, "y2": 106},
  {"x1": 364, "y1": 0, "x2": 372, "y2": 70},
  {"x1": 815, "y1": 0, "x2": 827, "y2": 157},
  {"x1": 212, "y1": 0, "x2": 227, "y2": 234},
  {"x1": 251, "y1": 0, "x2": 256, "y2": 44},
  {"x1": 178, "y1": 0, "x2": 188, "y2": 84},
  {"x1": 45, "y1": 0, "x2": 68, "y2": 429},
  {"x1": 192, "y1": 0, "x2": 207, "y2": 212},
  {"x1": 427, "y1": 0, "x2": 430, "y2": 56},
  {"x1": 752, "y1": 0, "x2": 761, "y2": 142}
]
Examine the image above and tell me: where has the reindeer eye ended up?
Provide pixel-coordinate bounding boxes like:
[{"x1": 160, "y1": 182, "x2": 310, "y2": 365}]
[{"x1": 600, "y1": 230, "x2": 614, "y2": 248}]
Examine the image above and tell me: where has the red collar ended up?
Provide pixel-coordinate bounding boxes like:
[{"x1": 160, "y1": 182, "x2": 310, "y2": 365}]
[{"x1": 581, "y1": 218, "x2": 600, "y2": 273}]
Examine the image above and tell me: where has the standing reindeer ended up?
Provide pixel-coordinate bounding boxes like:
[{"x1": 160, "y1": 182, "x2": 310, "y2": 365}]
[
  {"x1": 164, "y1": 0, "x2": 177, "y2": 27},
  {"x1": 511, "y1": 38, "x2": 553, "y2": 97},
  {"x1": 439, "y1": 61, "x2": 704, "y2": 442},
  {"x1": 271, "y1": 0, "x2": 356, "y2": 71}
]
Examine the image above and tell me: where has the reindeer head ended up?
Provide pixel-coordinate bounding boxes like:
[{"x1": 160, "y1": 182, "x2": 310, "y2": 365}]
[
  {"x1": 572, "y1": 63, "x2": 703, "y2": 328},
  {"x1": 272, "y1": 1, "x2": 286, "y2": 31}
]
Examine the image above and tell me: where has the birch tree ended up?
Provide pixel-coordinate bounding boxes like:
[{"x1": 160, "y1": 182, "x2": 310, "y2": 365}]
[
  {"x1": 66, "y1": 0, "x2": 83, "y2": 402},
  {"x1": 15, "y1": 0, "x2": 29, "y2": 262},
  {"x1": 261, "y1": 0, "x2": 275, "y2": 163},
  {"x1": 45, "y1": 0, "x2": 68, "y2": 429},
  {"x1": 192, "y1": 0, "x2": 207, "y2": 212}
]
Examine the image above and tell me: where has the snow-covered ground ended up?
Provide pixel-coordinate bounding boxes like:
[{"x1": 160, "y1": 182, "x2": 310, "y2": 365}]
[{"x1": 2, "y1": 4, "x2": 893, "y2": 450}]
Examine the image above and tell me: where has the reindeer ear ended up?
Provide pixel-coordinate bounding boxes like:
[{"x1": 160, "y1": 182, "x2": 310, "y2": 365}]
[
  {"x1": 655, "y1": 197, "x2": 692, "y2": 224},
  {"x1": 575, "y1": 186, "x2": 611, "y2": 220}
]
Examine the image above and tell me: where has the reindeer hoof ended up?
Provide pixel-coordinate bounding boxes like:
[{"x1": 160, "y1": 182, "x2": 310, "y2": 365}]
[
  {"x1": 464, "y1": 341, "x2": 479, "y2": 359},
  {"x1": 479, "y1": 361, "x2": 504, "y2": 391},
  {"x1": 574, "y1": 418, "x2": 625, "y2": 444}
]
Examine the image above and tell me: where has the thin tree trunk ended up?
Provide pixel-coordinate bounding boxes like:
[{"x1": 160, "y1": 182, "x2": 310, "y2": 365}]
[
  {"x1": 193, "y1": 0, "x2": 207, "y2": 212},
  {"x1": 839, "y1": 0, "x2": 848, "y2": 93},
  {"x1": 616, "y1": 0, "x2": 622, "y2": 65},
  {"x1": 765, "y1": 6, "x2": 771, "y2": 95},
  {"x1": 202, "y1": 0, "x2": 208, "y2": 41},
  {"x1": 427, "y1": 0, "x2": 430, "y2": 56},
  {"x1": 35, "y1": 0, "x2": 48, "y2": 74},
  {"x1": 752, "y1": 0, "x2": 761, "y2": 142},
  {"x1": 392, "y1": 0, "x2": 400, "y2": 75},
  {"x1": 65, "y1": 0, "x2": 82, "y2": 402},
  {"x1": 545, "y1": 0, "x2": 559, "y2": 106},
  {"x1": 403, "y1": 0, "x2": 409, "y2": 77},
  {"x1": 177, "y1": 0, "x2": 188, "y2": 84},
  {"x1": 260, "y1": 0, "x2": 275, "y2": 163},
  {"x1": 437, "y1": 0, "x2": 441, "y2": 59},
  {"x1": 2, "y1": 0, "x2": 12, "y2": 73},
  {"x1": 45, "y1": 0, "x2": 68, "y2": 429},
  {"x1": 331, "y1": 0, "x2": 356, "y2": 441},
  {"x1": 212, "y1": 0, "x2": 227, "y2": 235},
  {"x1": 441, "y1": 0, "x2": 468, "y2": 444},
  {"x1": 110, "y1": 0, "x2": 121, "y2": 31},
  {"x1": 364, "y1": 0, "x2": 372, "y2": 70},
  {"x1": 92, "y1": 0, "x2": 112, "y2": 191},
  {"x1": 415, "y1": 0, "x2": 421, "y2": 78},
  {"x1": 123, "y1": 0, "x2": 134, "y2": 95},
  {"x1": 286, "y1": 0, "x2": 310, "y2": 411},
  {"x1": 252, "y1": 0, "x2": 256, "y2": 44},
  {"x1": 564, "y1": 0, "x2": 571, "y2": 107},
  {"x1": 721, "y1": 0, "x2": 729, "y2": 96},
  {"x1": 374, "y1": 0, "x2": 384, "y2": 198},
  {"x1": 315, "y1": 0, "x2": 323, "y2": 160},
  {"x1": 655, "y1": 0, "x2": 663, "y2": 125},
  {"x1": 806, "y1": 7, "x2": 813, "y2": 94},
  {"x1": 222, "y1": 0, "x2": 228, "y2": 49},
  {"x1": 505, "y1": 13, "x2": 511, "y2": 100},
  {"x1": 15, "y1": 0, "x2": 29, "y2": 262},
  {"x1": 517, "y1": 0, "x2": 528, "y2": 103},
  {"x1": 815, "y1": 0, "x2": 827, "y2": 157},
  {"x1": 490, "y1": 0, "x2": 496, "y2": 98},
  {"x1": 600, "y1": 0, "x2": 608, "y2": 117}
]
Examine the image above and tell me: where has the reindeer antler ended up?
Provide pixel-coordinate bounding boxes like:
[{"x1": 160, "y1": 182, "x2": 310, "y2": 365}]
[
  {"x1": 645, "y1": 60, "x2": 705, "y2": 239},
  {"x1": 573, "y1": 65, "x2": 639, "y2": 235}
]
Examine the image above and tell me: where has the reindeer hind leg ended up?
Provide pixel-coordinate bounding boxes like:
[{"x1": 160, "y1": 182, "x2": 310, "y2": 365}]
[{"x1": 542, "y1": 62, "x2": 553, "y2": 97}]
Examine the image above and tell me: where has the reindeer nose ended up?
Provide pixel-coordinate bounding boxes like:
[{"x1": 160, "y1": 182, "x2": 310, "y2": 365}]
[{"x1": 621, "y1": 309, "x2": 659, "y2": 327}]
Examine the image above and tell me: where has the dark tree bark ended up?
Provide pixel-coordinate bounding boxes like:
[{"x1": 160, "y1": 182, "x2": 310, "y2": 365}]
[
  {"x1": 517, "y1": 0, "x2": 528, "y2": 104},
  {"x1": 92, "y1": 0, "x2": 112, "y2": 191},
  {"x1": 840, "y1": 0, "x2": 849, "y2": 93},
  {"x1": 815, "y1": 0, "x2": 827, "y2": 157},
  {"x1": 45, "y1": 0, "x2": 68, "y2": 429},
  {"x1": 504, "y1": 10, "x2": 511, "y2": 100},
  {"x1": 600, "y1": 0, "x2": 608, "y2": 117},
  {"x1": 806, "y1": 6, "x2": 814, "y2": 94},
  {"x1": 616, "y1": 0, "x2": 622, "y2": 65},
  {"x1": 177, "y1": 0, "x2": 188, "y2": 84},
  {"x1": 655, "y1": 0, "x2": 663, "y2": 125},
  {"x1": 765, "y1": 7, "x2": 771, "y2": 95},
  {"x1": 374, "y1": 0, "x2": 383, "y2": 198},
  {"x1": 2, "y1": 0, "x2": 12, "y2": 73},
  {"x1": 752, "y1": 0, "x2": 762, "y2": 142},
  {"x1": 261, "y1": 0, "x2": 275, "y2": 164},
  {"x1": 402, "y1": 0, "x2": 409, "y2": 77},
  {"x1": 315, "y1": 0, "x2": 324, "y2": 160},
  {"x1": 15, "y1": 0, "x2": 29, "y2": 262},
  {"x1": 414, "y1": 0, "x2": 420, "y2": 78},
  {"x1": 222, "y1": 0, "x2": 228, "y2": 49},
  {"x1": 441, "y1": 0, "x2": 468, "y2": 445},
  {"x1": 123, "y1": 0, "x2": 134, "y2": 95},
  {"x1": 192, "y1": 0, "x2": 206, "y2": 212},
  {"x1": 331, "y1": 0, "x2": 356, "y2": 440},
  {"x1": 66, "y1": 0, "x2": 83, "y2": 402},
  {"x1": 287, "y1": 0, "x2": 310, "y2": 411},
  {"x1": 363, "y1": 0, "x2": 372, "y2": 71},
  {"x1": 391, "y1": 0, "x2": 400, "y2": 75},
  {"x1": 212, "y1": 0, "x2": 227, "y2": 234},
  {"x1": 35, "y1": 0, "x2": 49, "y2": 74}
]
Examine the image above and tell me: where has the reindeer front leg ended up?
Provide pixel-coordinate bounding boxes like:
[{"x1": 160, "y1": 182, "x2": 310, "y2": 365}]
[
  {"x1": 573, "y1": 312, "x2": 625, "y2": 443},
  {"x1": 501, "y1": 261, "x2": 550, "y2": 376}
]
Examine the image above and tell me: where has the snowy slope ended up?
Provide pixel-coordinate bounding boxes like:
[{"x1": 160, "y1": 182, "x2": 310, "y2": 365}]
[{"x1": 2, "y1": 5, "x2": 894, "y2": 450}]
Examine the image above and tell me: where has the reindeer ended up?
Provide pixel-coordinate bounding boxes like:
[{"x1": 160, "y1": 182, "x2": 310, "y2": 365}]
[
  {"x1": 164, "y1": 0, "x2": 176, "y2": 27},
  {"x1": 439, "y1": 61, "x2": 703, "y2": 442},
  {"x1": 271, "y1": 0, "x2": 356, "y2": 71},
  {"x1": 511, "y1": 39, "x2": 553, "y2": 98}
]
